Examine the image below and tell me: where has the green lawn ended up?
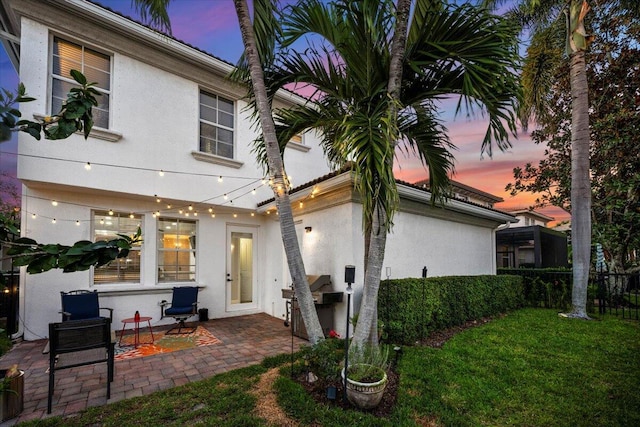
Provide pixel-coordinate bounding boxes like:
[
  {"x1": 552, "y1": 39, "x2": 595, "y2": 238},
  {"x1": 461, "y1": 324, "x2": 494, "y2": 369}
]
[{"x1": 23, "y1": 309, "x2": 640, "y2": 427}]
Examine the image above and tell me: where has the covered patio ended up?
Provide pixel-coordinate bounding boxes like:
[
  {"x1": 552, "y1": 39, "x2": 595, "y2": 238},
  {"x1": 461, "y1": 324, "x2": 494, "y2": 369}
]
[{"x1": 0, "y1": 313, "x2": 306, "y2": 425}]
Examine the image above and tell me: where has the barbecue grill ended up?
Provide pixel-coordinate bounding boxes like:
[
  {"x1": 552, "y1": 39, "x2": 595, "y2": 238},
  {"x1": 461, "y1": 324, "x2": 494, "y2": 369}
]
[{"x1": 282, "y1": 275, "x2": 344, "y2": 340}]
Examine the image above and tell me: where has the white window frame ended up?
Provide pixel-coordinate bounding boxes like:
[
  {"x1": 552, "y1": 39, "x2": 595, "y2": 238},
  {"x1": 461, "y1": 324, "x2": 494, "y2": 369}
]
[
  {"x1": 92, "y1": 211, "x2": 143, "y2": 285},
  {"x1": 199, "y1": 90, "x2": 235, "y2": 159},
  {"x1": 157, "y1": 217, "x2": 197, "y2": 283},
  {"x1": 50, "y1": 35, "x2": 112, "y2": 129}
]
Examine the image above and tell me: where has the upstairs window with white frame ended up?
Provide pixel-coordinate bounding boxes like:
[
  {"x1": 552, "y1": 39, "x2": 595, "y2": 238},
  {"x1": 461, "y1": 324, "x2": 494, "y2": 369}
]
[
  {"x1": 51, "y1": 37, "x2": 111, "y2": 129},
  {"x1": 158, "y1": 218, "x2": 197, "y2": 282},
  {"x1": 93, "y1": 212, "x2": 142, "y2": 284},
  {"x1": 199, "y1": 90, "x2": 234, "y2": 159}
]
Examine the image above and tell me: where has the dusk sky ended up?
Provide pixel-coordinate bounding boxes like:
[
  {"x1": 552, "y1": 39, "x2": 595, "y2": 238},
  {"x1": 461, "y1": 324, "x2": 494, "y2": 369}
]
[{"x1": 0, "y1": 0, "x2": 569, "y2": 224}]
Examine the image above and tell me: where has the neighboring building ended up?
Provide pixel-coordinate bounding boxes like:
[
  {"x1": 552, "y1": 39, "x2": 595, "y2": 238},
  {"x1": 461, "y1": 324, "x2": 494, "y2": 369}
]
[
  {"x1": 414, "y1": 179, "x2": 504, "y2": 209},
  {"x1": 496, "y1": 209, "x2": 569, "y2": 268},
  {"x1": 1, "y1": 0, "x2": 516, "y2": 341},
  {"x1": 507, "y1": 209, "x2": 554, "y2": 228}
]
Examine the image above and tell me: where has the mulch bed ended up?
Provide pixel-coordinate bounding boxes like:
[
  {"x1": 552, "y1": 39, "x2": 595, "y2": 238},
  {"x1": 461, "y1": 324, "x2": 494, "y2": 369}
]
[{"x1": 294, "y1": 315, "x2": 499, "y2": 418}]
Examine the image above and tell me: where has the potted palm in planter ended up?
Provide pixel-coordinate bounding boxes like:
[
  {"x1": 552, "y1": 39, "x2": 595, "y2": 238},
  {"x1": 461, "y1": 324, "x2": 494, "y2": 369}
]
[
  {"x1": 341, "y1": 345, "x2": 389, "y2": 409},
  {"x1": 0, "y1": 364, "x2": 24, "y2": 422}
]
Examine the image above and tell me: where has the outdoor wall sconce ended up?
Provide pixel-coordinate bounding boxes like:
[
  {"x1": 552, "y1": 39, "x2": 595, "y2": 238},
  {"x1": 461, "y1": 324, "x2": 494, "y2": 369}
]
[{"x1": 305, "y1": 226, "x2": 312, "y2": 233}]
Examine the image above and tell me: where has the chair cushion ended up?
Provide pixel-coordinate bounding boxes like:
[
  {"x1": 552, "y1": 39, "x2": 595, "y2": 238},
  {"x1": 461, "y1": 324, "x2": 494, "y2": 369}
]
[
  {"x1": 171, "y1": 287, "x2": 198, "y2": 308},
  {"x1": 165, "y1": 306, "x2": 195, "y2": 315},
  {"x1": 62, "y1": 292, "x2": 100, "y2": 320}
]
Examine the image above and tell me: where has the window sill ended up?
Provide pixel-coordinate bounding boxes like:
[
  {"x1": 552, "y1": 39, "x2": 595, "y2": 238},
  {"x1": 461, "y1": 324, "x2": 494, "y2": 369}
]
[
  {"x1": 94, "y1": 283, "x2": 205, "y2": 296},
  {"x1": 286, "y1": 141, "x2": 311, "y2": 152},
  {"x1": 33, "y1": 113, "x2": 123, "y2": 142},
  {"x1": 191, "y1": 151, "x2": 244, "y2": 168}
]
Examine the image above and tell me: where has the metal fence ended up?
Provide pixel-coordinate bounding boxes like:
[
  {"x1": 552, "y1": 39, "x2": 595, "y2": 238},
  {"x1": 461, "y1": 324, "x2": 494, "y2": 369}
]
[
  {"x1": 596, "y1": 272, "x2": 640, "y2": 320},
  {"x1": 499, "y1": 269, "x2": 639, "y2": 321}
]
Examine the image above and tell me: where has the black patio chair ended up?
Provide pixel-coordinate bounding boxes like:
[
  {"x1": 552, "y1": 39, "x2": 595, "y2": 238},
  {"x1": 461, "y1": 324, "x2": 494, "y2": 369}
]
[
  {"x1": 47, "y1": 317, "x2": 114, "y2": 414},
  {"x1": 160, "y1": 286, "x2": 199, "y2": 334},
  {"x1": 60, "y1": 290, "x2": 113, "y2": 321}
]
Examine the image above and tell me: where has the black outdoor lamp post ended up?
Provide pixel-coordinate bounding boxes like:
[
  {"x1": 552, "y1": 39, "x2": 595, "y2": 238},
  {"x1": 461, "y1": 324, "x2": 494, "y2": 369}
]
[
  {"x1": 422, "y1": 266, "x2": 428, "y2": 278},
  {"x1": 343, "y1": 265, "x2": 355, "y2": 404}
]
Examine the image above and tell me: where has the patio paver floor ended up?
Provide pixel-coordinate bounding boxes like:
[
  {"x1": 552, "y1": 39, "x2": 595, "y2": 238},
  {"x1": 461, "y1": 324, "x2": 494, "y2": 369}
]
[{"x1": 0, "y1": 313, "x2": 306, "y2": 425}]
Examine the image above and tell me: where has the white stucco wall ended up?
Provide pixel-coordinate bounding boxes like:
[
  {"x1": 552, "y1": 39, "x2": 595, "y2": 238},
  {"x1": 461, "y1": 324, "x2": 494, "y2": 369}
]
[{"x1": 10, "y1": 3, "x2": 512, "y2": 342}]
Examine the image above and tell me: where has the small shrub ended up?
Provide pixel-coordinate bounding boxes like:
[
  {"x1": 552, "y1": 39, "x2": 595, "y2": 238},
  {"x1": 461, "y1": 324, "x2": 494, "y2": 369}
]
[{"x1": 299, "y1": 338, "x2": 344, "y2": 387}]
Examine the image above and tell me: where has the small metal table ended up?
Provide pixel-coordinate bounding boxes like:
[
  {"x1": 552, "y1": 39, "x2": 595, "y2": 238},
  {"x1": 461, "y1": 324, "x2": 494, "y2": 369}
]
[{"x1": 119, "y1": 316, "x2": 154, "y2": 348}]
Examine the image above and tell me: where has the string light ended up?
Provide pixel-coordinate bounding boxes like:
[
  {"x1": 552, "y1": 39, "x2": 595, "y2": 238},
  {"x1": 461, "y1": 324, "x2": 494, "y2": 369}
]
[
  {"x1": 155, "y1": 195, "x2": 161, "y2": 203},
  {"x1": 75, "y1": 220, "x2": 80, "y2": 226},
  {"x1": 233, "y1": 213, "x2": 237, "y2": 218},
  {"x1": 100, "y1": 219, "x2": 105, "y2": 224},
  {"x1": 84, "y1": 162, "x2": 91, "y2": 170},
  {"x1": 159, "y1": 170, "x2": 165, "y2": 176},
  {"x1": 108, "y1": 209, "x2": 114, "y2": 216},
  {"x1": 223, "y1": 194, "x2": 228, "y2": 200},
  {"x1": 251, "y1": 189, "x2": 256, "y2": 195},
  {"x1": 211, "y1": 213, "x2": 215, "y2": 218},
  {"x1": 51, "y1": 200, "x2": 58, "y2": 206},
  {"x1": 188, "y1": 205, "x2": 193, "y2": 211},
  {"x1": 129, "y1": 213, "x2": 135, "y2": 219},
  {"x1": 31, "y1": 213, "x2": 36, "y2": 219},
  {"x1": 52, "y1": 218, "x2": 56, "y2": 224},
  {"x1": 178, "y1": 209, "x2": 184, "y2": 214},
  {"x1": 167, "y1": 204, "x2": 172, "y2": 209},
  {"x1": 218, "y1": 176, "x2": 223, "y2": 183},
  {"x1": 208, "y1": 208, "x2": 213, "y2": 213}
]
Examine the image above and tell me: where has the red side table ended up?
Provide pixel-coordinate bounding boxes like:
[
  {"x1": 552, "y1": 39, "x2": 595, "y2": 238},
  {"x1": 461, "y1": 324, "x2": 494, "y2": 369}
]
[{"x1": 119, "y1": 316, "x2": 154, "y2": 348}]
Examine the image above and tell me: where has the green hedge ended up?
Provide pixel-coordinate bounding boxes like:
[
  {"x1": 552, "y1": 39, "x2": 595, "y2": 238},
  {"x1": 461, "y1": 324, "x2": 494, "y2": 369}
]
[{"x1": 378, "y1": 275, "x2": 524, "y2": 345}]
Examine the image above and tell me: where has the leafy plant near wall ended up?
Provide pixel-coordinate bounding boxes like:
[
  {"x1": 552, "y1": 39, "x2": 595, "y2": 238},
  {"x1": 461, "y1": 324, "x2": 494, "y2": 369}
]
[
  {"x1": 378, "y1": 275, "x2": 524, "y2": 345},
  {"x1": 0, "y1": 70, "x2": 141, "y2": 287}
]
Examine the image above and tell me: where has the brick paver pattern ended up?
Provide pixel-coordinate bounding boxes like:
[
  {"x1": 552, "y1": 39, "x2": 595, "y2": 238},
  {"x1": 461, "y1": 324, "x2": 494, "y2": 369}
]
[{"x1": 0, "y1": 313, "x2": 306, "y2": 425}]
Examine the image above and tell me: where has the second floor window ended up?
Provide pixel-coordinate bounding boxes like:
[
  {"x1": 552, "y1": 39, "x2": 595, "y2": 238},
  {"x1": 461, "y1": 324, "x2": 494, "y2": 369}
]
[
  {"x1": 93, "y1": 212, "x2": 142, "y2": 284},
  {"x1": 199, "y1": 90, "x2": 234, "y2": 158},
  {"x1": 52, "y1": 37, "x2": 111, "y2": 129}
]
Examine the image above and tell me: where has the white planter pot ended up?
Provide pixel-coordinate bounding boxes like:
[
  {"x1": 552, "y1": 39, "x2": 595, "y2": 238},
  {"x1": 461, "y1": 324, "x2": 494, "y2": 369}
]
[{"x1": 341, "y1": 364, "x2": 388, "y2": 409}]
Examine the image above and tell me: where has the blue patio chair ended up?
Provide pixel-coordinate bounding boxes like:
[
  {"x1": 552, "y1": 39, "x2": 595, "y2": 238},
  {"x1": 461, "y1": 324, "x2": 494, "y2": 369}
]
[
  {"x1": 160, "y1": 286, "x2": 199, "y2": 334},
  {"x1": 60, "y1": 290, "x2": 113, "y2": 322}
]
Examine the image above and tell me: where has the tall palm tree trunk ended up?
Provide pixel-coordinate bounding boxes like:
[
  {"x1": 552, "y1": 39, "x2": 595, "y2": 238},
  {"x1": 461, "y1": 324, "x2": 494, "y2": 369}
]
[
  {"x1": 569, "y1": 48, "x2": 591, "y2": 318},
  {"x1": 352, "y1": 0, "x2": 411, "y2": 349},
  {"x1": 234, "y1": 0, "x2": 324, "y2": 342}
]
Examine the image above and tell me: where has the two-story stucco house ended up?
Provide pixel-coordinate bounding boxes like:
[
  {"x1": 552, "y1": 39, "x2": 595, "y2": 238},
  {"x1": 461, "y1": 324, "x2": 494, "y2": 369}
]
[{"x1": 1, "y1": 0, "x2": 516, "y2": 341}]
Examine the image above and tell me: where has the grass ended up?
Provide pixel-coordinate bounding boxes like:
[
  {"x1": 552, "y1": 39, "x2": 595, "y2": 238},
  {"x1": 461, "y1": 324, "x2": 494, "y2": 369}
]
[{"x1": 19, "y1": 309, "x2": 640, "y2": 426}]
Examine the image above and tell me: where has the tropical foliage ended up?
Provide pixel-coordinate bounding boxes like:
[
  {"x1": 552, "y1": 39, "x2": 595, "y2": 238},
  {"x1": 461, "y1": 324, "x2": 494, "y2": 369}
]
[
  {"x1": 0, "y1": 71, "x2": 140, "y2": 285},
  {"x1": 505, "y1": 2, "x2": 640, "y2": 273}
]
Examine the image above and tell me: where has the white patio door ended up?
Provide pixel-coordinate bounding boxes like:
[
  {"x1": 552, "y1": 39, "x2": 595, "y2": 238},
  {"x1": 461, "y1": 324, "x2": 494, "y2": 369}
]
[{"x1": 226, "y1": 225, "x2": 258, "y2": 311}]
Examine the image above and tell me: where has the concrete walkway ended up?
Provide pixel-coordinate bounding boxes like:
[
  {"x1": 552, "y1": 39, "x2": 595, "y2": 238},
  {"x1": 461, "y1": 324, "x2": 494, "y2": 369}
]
[{"x1": 0, "y1": 313, "x2": 306, "y2": 425}]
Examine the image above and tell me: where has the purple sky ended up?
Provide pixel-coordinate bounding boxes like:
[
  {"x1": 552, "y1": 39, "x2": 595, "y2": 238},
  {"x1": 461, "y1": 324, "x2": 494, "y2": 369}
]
[{"x1": 0, "y1": 0, "x2": 569, "y2": 224}]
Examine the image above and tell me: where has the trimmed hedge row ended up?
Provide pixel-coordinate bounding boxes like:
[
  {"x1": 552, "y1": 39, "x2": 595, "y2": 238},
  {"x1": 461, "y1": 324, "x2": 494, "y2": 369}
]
[{"x1": 378, "y1": 275, "x2": 524, "y2": 345}]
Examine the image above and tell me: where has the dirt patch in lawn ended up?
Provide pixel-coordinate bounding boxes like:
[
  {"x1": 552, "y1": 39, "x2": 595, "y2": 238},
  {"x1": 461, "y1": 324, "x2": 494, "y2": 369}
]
[{"x1": 252, "y1": 368, "x2": 299, "y2": 427}]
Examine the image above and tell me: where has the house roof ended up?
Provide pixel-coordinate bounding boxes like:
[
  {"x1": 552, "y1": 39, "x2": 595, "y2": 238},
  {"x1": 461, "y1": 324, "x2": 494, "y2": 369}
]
[
  {"x1": 506, "y1": 209, "x2": 554, "y2": 223},
  {"x1": 258, "y1": 166, "x2": 517, "y2": 224},
  {"x1": 414, "y1": 178, "x2": 504, "y2": 204},
  {"x1": 0, "y1": 0, "x2": 309, "y2": 105}
]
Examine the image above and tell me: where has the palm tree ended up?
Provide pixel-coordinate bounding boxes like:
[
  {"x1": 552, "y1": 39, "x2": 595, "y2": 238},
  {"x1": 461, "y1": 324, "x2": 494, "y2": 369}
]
[
  {"x1": 131, "y1": 0, "x2": 326, "y2": 343},
  {"x1": 274, "y1": 0, "x2": 521, "y2": 346},
  {"x1": 488, "y1": 0, "x2": 639, "y2": 319}
]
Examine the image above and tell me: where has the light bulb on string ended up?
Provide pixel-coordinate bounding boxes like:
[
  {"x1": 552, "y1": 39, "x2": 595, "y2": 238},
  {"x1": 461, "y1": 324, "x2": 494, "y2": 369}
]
[
  {"x1": 108, "y1": 209, "x2": 114, "y2": 216},
  {"x1": 52, "y1": 200, "x2": 58, "y2": 206},
  {"x1": 75, "y1": 220, "x2": 80, "y2": 226},
  {"x1": 251, "y1": 189, "x2": 256, "y2": 195},
  {"x1": 218, "y1": 176, "x2": 223, "y2": 183},
  {"x1": 223, "y1": 194, "x2": 228, "y2": 200},
  {"x1": 31, "y1": 213, "x2": 36, "y2": 219},
  {"x1": 84, "y1": 162, "x2": 91, "y2": 170},
  {"x1": 52, "y1": 218, "x2": 56, "y2": 224},
  {"x1": 159, "y1": 170, "x2": 165, "y2": 176},
  {"x1": 188, "y1": 205, "x2": 193, "y2": 211}
]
